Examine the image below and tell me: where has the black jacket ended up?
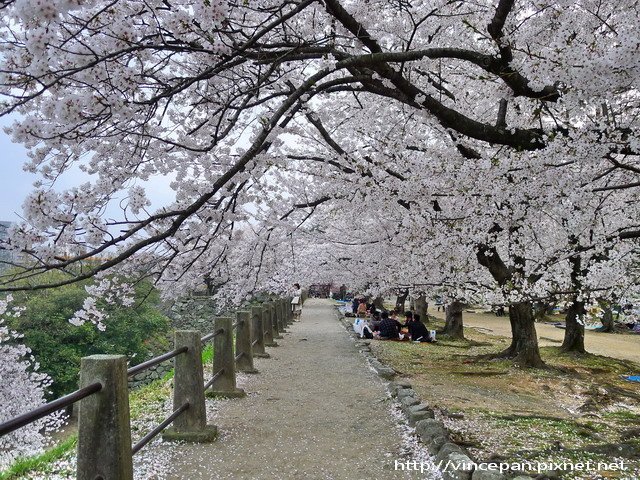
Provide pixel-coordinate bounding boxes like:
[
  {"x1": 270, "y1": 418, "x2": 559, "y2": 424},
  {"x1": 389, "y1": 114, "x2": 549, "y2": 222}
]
[{"x1": 406, "y1": 320, "x2": 431, "y2": 342}]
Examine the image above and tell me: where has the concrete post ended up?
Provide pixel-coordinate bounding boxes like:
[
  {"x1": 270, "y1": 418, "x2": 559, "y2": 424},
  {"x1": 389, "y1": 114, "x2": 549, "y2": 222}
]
[
  {"x1": 251, "y1": 306, "x2": 270, "y2": 358},
  {"x1": 262, "y1": 304, "x2": 278, "y2": 347},
  {"x1": 279, "y1": 299, "x2": 288, "y2": 331},
  {"x1": 282, "y1": 298, "x2": 291, "y2": 327},
  {"x1": 207, "y1": 317, "x2": 245, "y2": 398},
  {"x1": 287, "y1": 297, "x2": 294, "y2": 323},
  {"x1": 235, "y1": 311, "x2": 258, "y2": 374},
  {"x1": 163, "y1": 331, "x2": 217, "y2": 442},
  {"x1": 270, "y1": 302, "x2": 283, "y2": 339},
  {"x1": 276, "y1": 299, "x2": 286, "y2": 333},
  {"x1": 77, "y1": 355, "x2": 133, "y2": 480},
  {"x1": 287, "y1": 296, "x2": 294, "y2": 323}
]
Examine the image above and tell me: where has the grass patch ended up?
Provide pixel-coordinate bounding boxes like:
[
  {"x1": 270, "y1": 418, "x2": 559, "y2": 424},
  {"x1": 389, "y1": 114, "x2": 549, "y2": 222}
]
[
  {"x1": 0, "y1": 435, "x2": 77, "y2": 480},
  {"x1": 0, "y1": 344, "x2": 216, "y2": 479},
  {"x1": 129, "y1": 376, "x2": 172, "y2": 420},
  {"x1": 359, "y1": 310, "x2": 640, "y2": 478},
  {"x1": 540, "y1": 346, "x2": 640, "y2": 375},
  {"x1": 202, "y1": 344, "x2": 214, "y2": 364},
  {"x1": 603, "y1": 410, "x2": 640, "y2": 423}
]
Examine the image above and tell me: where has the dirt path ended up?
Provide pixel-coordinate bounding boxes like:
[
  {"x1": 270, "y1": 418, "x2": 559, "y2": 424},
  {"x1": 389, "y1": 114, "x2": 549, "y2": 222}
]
[
  {"x1": 141, "y1": 299, "x2": 432, "y2": 480},
  {"x1": 431, "y1": 309, "x2": 640, "y2": 364}
]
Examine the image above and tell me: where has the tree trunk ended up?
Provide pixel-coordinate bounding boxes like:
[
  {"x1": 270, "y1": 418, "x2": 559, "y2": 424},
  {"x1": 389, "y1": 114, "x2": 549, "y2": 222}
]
[
  {"x1": 395, "y1": 289, "x2": 409, "y2": 312},
  {"x1": 500, "y1": 301, "x2": 545, "y2": 367},
  {"x1": 599, "y1": 300, "x2": 615, "y2": 333},
  {"x1": 477, "y1": 244, "x2": 545, "y2": 368},
  {"x1": 561, "y1": 250, "x2": 587, "y2": 353},
  {"x1": 561, "y1": 299, "x2": 586, "y2": 353},
  {"x1": 443, "y1": 300, "x2": 464, "y2": 339},
  {"x1": 414, "y1": 295, "x2": 429, "y2": 322}
]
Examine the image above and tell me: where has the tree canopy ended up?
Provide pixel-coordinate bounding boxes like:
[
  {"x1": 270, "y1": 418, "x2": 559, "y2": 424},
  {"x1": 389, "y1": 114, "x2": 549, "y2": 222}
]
[{"x1": 0, "y1": 0, "x2": 638, "y2": 366}]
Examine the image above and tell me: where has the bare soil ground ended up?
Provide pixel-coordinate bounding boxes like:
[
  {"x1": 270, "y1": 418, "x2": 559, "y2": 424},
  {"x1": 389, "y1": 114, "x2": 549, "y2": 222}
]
[{"x1": 430, "y1": 310, "x2": 640, "y2": 364}]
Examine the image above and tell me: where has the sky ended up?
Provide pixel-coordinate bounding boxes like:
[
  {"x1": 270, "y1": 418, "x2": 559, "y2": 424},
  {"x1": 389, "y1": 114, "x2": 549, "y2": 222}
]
[
  {"x1": 0, "y1": 115, "x2": 176, "y2": 223},
  {"x1": 0, "y1": 116, "x2": 37, "y2": 221}
]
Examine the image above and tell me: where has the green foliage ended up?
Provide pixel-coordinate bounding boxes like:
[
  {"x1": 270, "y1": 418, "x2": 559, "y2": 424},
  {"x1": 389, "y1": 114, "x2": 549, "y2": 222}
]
[
  {"x1": 0, "y1": 367, "x2": 191, "y2": 479},
  {"x1": 0, "y1": 435, "x2": 77, "y2": 480},
  {"x1": 201, "y1": 344, "x2": 214, "y2": 365},
  {"x1": 8, "y1": 271, "x2": 171, "y2": 398}
]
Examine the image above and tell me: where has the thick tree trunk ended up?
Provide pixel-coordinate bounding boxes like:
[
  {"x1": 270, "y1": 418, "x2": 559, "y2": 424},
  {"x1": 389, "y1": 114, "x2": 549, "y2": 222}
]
[
  {"x1": 500, "y1": 301, "x2": 544, "y2": 367},
  {"x1": 561, "y1": 299, "x2": 586, "y2": 353},
  {"x1": 599, "y1": 300, "x2": 615, "y2": 333},
  {"x1": 414, "y1": 295, "x2": 429, "y2": 322},
  {"x1": 395, "y1": 289, "x2": 409, "y2": 312},
  {"x1": 443, "y1": 300, "x2": 464, "y2": 339},
  {"x1": 477, "y1": 244, "x2": 545, "y2": 368}
]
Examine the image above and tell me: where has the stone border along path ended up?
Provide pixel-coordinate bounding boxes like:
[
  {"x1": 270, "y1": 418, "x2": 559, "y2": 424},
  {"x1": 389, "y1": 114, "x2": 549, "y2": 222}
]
[{"x1": 137, "y1": 298, "x2": 437, "y2": 480}]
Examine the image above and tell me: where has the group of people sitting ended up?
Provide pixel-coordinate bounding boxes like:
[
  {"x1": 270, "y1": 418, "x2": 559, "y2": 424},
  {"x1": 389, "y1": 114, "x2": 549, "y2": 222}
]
[{"x1": 352, "y1": 302, "x2": 435, "y2": 343}]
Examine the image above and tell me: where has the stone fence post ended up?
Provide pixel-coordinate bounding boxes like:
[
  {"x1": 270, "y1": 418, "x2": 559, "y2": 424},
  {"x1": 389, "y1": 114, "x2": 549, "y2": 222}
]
[
  {"x1": 207, "y1": 317, "x2": 245, "y2": 398},
  {"x1": 270, "y1": 302, "x2": 283, "y2": 340},
  {"x1": 274, "y1": 299, "x2": 282, "y2": 333},
  {"x1": 263, "y1": 303, "x2": 278, "y2": 347},
  {"x1": 286, "y1": 296, "x2": 294, "y2": 324},
  {"x1": 77, "y1": 355, "x2": 133, "y2": 480},
  {"x1": 251, "y1": 306, "x2": 270, "y2": 357},
  {"x1": 287, "y1": 297, "x2": 294, "y2": 323},
  {"x1": 163, "y1": 331, "x2": 217, "y2": 442},
  {"x1": 235, "y1": 311, "x2": 258, "y2": 374},
  {"x1": 281, "y1": 298, "x2": 290, "y2": 327}
]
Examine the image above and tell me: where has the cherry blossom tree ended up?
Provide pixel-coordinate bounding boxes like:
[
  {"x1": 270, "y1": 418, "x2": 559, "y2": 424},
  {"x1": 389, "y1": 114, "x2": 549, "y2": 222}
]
[
  {"x1": 0, "y1": 0, "x2": 638, "y2": 367},
  {"x1": 0, "y1": 296, "x2": 62, "y2": 468}
]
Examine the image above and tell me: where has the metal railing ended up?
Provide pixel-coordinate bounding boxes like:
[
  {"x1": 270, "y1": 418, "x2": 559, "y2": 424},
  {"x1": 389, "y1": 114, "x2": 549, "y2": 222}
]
[
  {"x1": 0, "y1": 382, "x2": 102, "y2": 437},
  {"x1": 127, "y1": 346, "x2": 188, "y2": 377},
  {"x1": 204, "y1": 368, "x2": 225, "y2": 391},
  {"x1": 131, "y1": 402, "x2": 190, "y2": 455},
  {"x1": 0, "y1": 296, "x2": 295, "y2": 480}
]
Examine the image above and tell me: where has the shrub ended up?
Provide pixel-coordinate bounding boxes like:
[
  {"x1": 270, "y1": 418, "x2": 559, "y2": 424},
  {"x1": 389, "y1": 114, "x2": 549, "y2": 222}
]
[{"x1": 8, "y1": 274, "x2": 170, "y2": 398}]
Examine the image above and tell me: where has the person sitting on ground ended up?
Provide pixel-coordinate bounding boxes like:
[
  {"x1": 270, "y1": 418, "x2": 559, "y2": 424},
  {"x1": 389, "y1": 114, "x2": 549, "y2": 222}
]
[
  {"x1": 378, "y1": 311, "x2": 403, "y2": 339},
  {"x1": 357, "y1": 299, "x2": 368, "y2": 318},
  {"x1": 353, "y1": 315, "x2": 373, "y2": 338},
  {"x1": 405, "y1": 313, "x2": 434, "y2": 342},
  {"x1": 403, "y1": 310, "x2": 414, "y2": 326},
  {"x1": 370, "y1": 311, "x2": 382, "y2": 332},
  {"x1": 351, "y1": 297, "x2": 359, "y2": 314}
]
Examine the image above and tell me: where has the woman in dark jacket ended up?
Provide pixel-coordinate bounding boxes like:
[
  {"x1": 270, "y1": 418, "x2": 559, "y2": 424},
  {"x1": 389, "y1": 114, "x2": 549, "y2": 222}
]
[{"x1": 406, "y1": 314, "x2": 433, "y2": 342}]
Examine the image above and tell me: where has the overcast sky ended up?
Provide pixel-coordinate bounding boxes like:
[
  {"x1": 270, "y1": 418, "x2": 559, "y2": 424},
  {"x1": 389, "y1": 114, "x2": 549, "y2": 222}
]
[
  {"x1": 0, "y1": 116, "x2": 37, "y2": 221},
  {"x1": 0, "y1": 115, "x2": 176, "y2": 223}
]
